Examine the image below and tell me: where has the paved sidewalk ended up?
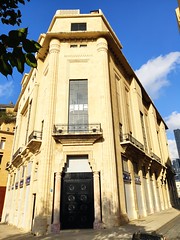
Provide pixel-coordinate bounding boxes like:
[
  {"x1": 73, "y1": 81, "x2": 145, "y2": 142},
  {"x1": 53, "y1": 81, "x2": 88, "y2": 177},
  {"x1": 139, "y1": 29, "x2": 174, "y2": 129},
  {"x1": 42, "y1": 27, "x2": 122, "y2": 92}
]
[{"x1": 0, "y1": 208, "x2": 179, "y2": 240}]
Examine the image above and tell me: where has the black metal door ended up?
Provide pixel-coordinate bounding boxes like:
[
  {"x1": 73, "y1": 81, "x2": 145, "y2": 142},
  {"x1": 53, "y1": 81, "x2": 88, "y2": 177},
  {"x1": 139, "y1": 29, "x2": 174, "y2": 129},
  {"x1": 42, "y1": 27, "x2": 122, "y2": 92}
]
[{"x1": 60, "y1": 172, "x2": 94, "y2": 229}]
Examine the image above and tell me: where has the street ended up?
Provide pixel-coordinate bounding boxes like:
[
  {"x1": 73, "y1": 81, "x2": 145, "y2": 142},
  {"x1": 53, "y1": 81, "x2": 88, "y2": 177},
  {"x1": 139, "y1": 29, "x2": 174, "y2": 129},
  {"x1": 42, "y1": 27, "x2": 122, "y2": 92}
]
[{"x1": 158, "y1": 214, "x2": 180, "y2": 240}]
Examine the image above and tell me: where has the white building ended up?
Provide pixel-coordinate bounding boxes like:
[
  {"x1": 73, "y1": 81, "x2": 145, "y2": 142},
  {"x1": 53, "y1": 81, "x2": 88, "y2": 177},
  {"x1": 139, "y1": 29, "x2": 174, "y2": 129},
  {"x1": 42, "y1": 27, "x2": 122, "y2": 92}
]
[{"x1": 2, "y1": 9, "x2": 178, "y2": 235}]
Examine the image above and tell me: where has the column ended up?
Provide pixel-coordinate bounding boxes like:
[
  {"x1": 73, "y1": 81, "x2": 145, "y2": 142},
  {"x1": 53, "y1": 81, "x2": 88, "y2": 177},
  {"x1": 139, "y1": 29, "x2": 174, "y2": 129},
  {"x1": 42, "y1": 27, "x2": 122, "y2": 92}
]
[
  {"x1": 35, "y1": 38, "x2": 60, "y2": 235},
  {"x1": 96, "y1": 37, "x2": 120, "y2": 227},
  {"x1": 51, "y1": 172, "x2": 61, "y2": 232},
  {"x1": 93, "y1": 171, "x2": 102, "y2": 229}
]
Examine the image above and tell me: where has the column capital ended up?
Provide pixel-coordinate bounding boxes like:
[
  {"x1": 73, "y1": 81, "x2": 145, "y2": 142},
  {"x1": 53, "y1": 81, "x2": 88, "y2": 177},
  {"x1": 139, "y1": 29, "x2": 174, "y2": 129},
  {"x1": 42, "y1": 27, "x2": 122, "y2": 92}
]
[
  {"x1": 96, "y1": 37, "x2": 108, "y2": 52},
  {"x1": 93, "y1": 171, "x2": 100, "y2": 176},
  {"x1": 49, "y1": 38, "x2": 60, "y2": 54},
  {"x1": 55, "y1": 172, "x2": 62, "y2": 178}
]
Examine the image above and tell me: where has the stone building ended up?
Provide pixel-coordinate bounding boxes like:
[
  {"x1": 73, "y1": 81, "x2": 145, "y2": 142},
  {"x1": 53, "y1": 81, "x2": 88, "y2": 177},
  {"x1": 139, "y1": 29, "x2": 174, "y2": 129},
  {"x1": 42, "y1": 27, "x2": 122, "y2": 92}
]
[
  {"x1": 2, "y1": 9, "x2": 178, "y2": 235},
  {"x1": 176, "y1": 0, "x2": 180, "y2": 28},
  {"x1": 0, "y1": 103, "x2": 15, "y2": 221}
]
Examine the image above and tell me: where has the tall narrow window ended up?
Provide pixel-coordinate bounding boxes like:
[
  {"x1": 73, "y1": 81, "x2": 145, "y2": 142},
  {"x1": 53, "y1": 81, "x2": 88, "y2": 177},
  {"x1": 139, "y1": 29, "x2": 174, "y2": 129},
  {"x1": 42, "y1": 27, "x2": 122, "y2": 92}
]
[
  {"x1": 119, "y1": 123, "x2": 123, "y2": 142},
  {"x1": 25, "y1": 100, "x2": 32, "y2": 144},
  {"x1": 133, "y1": 162, "x2": 139, "y2": 176},
  {"x1": 122, "y1": 156, "x2": 129, "y2": 172},
  {"x1": 140, "y1": 112, "x2": 147, "y2": 152},
  {"x1": 124, "y1": 87, "x2": 132, "y2": 133},
  {"x1": 41, "y1": 120, "x2": 44, "y2": 138},
  {"x1": 0, "y1": 138, "x2": 6, "y2": 149},
  {"x1": 0, "y1": 153, "x2": 3, "y2": 164},
  {"x1": 69, "y1": 80, "x2": 88, "y2": 132}
]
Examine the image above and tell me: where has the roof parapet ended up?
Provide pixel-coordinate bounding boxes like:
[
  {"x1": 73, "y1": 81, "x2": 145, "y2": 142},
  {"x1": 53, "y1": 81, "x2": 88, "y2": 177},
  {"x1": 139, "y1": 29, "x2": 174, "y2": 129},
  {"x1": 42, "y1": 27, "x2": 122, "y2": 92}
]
[{"x1": 55, "y1": 9, "x2": 80, "y2": 16}]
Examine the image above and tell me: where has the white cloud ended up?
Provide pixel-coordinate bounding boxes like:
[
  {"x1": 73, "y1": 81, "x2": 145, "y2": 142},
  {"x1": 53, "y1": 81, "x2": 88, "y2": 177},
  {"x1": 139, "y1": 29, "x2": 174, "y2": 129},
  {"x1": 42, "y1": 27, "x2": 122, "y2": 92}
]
[
  {"x1": 135, "y1": 52, "x2": 180, "y2": 99},
  {"x1": 168, "y1": 139, "x2": 179, "y2": 160},
  {"x1": 165, "y1": 111, "x2": 180, "y2": 131},
  {"x1": 0, "y1": 81, "x2": 13, "y2": 98}
]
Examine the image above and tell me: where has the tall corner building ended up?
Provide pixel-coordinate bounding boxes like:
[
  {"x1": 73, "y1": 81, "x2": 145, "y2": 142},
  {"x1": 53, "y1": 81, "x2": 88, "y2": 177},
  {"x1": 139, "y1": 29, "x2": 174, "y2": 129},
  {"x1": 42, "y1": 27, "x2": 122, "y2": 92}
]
[
  {"x1": 0, "y1": 103, "x2": 15, "y2": 221},
  {"x1": 2, "y1": 9, "x2": 178, "y2": 235}
]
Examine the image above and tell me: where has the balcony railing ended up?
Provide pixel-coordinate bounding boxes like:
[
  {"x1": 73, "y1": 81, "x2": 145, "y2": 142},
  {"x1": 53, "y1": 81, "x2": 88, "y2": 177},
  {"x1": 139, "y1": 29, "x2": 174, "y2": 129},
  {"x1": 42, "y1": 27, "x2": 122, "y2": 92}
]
[
  {"x1": 53, "y1": 123, "x2": 102, "y2": 134},
  {"x1": 28, "y1": 130, "x2": 42, "y2": 142},
  {"x1": 12, "y1": 147, "x2": 22, "y2": 161},
  {"x1": 53, "y1": 123, "x2": 103, "y2": 145},
  {"x1": 121, "y1": 133, "x2": 144, "y2": 151},
  {"x1": 12, "y1": 147, "x2": 23, "y2": 167},
  {"x1": 150, "y1": 152, "x2": 161, "y2": 163},
  {"x1": 27, "y1": 130, "x2": 42, "y2": 153}
]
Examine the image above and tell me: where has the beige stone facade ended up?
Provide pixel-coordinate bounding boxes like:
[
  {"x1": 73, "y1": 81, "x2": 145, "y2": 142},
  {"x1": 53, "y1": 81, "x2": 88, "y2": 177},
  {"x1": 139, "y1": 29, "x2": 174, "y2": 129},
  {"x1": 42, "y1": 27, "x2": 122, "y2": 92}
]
[
  {"x1": 176, "y1": 0, "x2": 180, "y2": 28},
  {"x1": 2, "y1": 10, "x2": 178, "y2": 235},
  {"x1": 0, "y1": 104, "x2": 15, "y2": 220}
]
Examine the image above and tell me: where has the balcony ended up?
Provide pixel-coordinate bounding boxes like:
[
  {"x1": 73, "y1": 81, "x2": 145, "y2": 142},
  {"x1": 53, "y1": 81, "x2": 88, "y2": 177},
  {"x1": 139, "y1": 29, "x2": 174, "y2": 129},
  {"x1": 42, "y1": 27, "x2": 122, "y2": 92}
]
[
  {"x1": 150, "y1": 152, "x2": 161, "y2": 164},
  {"x1": 27, "y1": 130, "x2": 42, "y2": 153},
  {"x1": 52, "y1": 123, "x2": 103, "y2": 145},
  {"x1": 12, "y1": 147, "x2": 23, "y2": 167},
  {"x1": 120, "y1": 133, "x2": 145, "y2": 157}
]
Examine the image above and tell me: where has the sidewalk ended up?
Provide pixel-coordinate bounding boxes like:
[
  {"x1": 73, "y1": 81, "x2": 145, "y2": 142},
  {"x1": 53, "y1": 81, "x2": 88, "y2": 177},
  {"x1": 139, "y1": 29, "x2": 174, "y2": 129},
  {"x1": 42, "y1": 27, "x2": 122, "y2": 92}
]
[{"x1": 0, "y1": 208, "x2": 179, "y2": 240}]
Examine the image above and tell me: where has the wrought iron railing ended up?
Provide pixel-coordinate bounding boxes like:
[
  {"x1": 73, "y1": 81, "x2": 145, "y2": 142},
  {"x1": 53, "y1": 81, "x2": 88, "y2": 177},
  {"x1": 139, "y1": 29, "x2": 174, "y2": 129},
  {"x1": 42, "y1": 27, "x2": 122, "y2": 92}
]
[
  {"x1": 121, "y1": 133, "x2": 144, "y2": 151},
  {"x1": 53, "y1": 123, "x2": 102, "y2": 134},
  {"x1": 28, "y1": 131, "x2": 42, "y2": 142},
  {"x1": 12, "y1": 147, "x2": 22, "y2": 161},
  {"x1": 150, "y1": 152, "x2": 161, "y2": 163}
]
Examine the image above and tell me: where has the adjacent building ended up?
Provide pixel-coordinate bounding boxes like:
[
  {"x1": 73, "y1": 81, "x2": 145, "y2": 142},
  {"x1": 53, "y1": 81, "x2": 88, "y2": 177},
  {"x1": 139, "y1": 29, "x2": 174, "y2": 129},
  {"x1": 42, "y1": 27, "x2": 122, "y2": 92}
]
[
  {"x1": 174, "y1": 129, "x2": 180, "y2": 159},
  {"x1": 2, "y1": 9, "x2": 178, "y2": 235},
  {"x1": 0, "y1": 103, "x2": 15, "y2": 221},
  {"x1": 172, "y1": 159, "x2": 180, "y2": 198}
]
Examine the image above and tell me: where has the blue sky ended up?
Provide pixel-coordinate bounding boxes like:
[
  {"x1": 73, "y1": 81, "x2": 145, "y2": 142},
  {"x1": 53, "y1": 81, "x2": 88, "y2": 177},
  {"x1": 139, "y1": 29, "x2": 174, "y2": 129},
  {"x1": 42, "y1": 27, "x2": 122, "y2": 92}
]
[{"x1": 0, "y1": 0, "x2": 180, "y2": 159}]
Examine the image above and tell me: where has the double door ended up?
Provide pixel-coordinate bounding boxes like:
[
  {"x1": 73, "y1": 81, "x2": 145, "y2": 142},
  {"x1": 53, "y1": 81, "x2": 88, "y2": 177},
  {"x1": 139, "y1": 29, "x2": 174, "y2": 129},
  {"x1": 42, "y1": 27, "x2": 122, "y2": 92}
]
[{"x1": 60, "y1": 172, "x2": 94, "y2": 229}]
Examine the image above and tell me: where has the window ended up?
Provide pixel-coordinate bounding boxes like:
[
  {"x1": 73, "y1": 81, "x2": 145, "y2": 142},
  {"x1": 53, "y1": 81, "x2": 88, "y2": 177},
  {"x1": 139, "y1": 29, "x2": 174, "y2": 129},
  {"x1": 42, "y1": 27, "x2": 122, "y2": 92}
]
[
  {"x1": 65, "y1": 155, "x2": 91, "y2": 173},
  {"x1": 68, "y1": 80, "x2": 88, "y2": 131},
  {"x1": 133, "y1": 162, "x2": 139, "y2": 175},
  {"x1": 142, "y1": 166, "x2": 146, "y2": 177},
  {"x1": 27, "y1": 161, "x2": 32, "y2": 176},
  {"x1": 140, "y1": 112, "x2": 147, "y2": 151},
  {"x1": 71, "y1": 23, "x2": 86, "y2": 31},
  {"x1": 70, "y1": 44, "x2": 78, "y2": 48},
  {"x1": 0, "y1": 138, "x2": 6, "y2": 149},
  {"x1": 119, "y1": 123, "x2": 123, "y2": 142},
  {"x1": 22, "y1": 165, "x2": 26, "y2": 178},
  {"x1": 124, "y1": 87, "x2": 132, "y2": 133},
  {"x1": 0, "y1": 153, "x2": 3, "y2": 164},
  {"x1": 41, "y1": 120, "x2": 44, "y2": 138},
  {"x1": 80, "y1": 44, "x2": 87, "y2": 47},
  {"x1": 122, "y1": 156, "x2": 129, "y2": 172}
]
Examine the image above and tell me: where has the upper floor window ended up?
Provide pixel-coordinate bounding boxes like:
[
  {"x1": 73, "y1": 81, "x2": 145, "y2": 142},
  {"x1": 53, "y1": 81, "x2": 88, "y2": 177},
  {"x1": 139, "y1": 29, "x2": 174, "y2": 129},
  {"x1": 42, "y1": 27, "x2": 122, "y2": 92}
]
[
  {"x1": 0, "y1": 153, "x2": 3, "y2": 164},
  {"x1": 133, "y1": 162, "x2": 139, "y2": 176},
  {"x1": 0, "y1": 137, "x2": 6, "y2": 149},
  {"x1": 69, "y1": 79, "x2": 88, "y2": 131},
  {"x1": 122, "y1": 156, "x2": 129, "y2": 173},
  {"x1": 71, "y1": 23, "x2": 86, "y2": 31}
]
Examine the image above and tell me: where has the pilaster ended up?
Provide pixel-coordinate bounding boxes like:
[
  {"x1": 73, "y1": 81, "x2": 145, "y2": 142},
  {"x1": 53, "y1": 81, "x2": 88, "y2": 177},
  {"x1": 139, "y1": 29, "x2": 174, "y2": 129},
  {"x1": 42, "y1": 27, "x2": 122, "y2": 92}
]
[
  {"x1": 96, "y1": 37, "x2": 120, "y2": 227},
  {"x1": 51, "y1": 172, "x2": 61, "y2": 232},
  {"x1": 93, "y1": 171, "x2": 103, "y2": 229},
  {"x1": 34, "y1": 38, "x2": 60, "y2": 235}
]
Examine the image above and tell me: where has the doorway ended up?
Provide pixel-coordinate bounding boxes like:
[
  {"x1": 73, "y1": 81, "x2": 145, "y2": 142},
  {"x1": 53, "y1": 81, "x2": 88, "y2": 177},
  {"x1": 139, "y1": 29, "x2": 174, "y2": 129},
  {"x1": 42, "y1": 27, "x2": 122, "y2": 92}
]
[{"x1": 60, "y1": 155, "x2": 94, "y2": 229}]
